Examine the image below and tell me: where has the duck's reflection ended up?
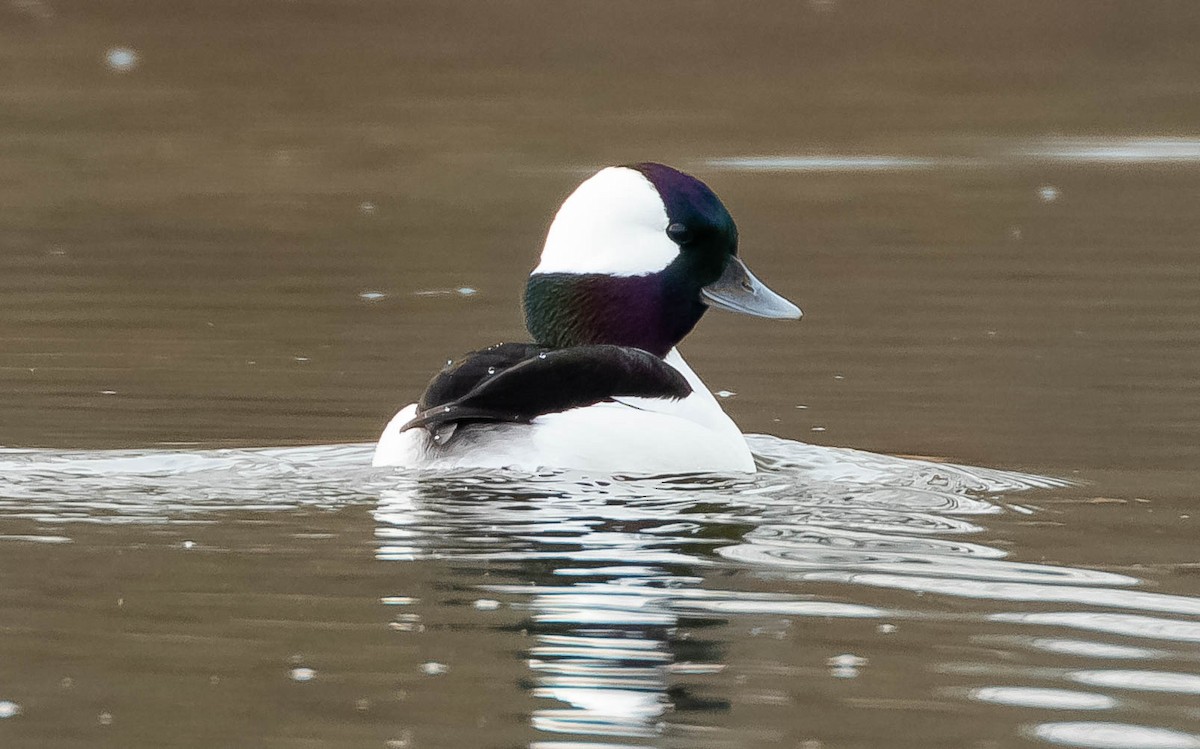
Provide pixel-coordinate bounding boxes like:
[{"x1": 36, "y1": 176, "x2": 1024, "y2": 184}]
[
  {"x1": 368, "y1": 455, "x2": 1176, "y2": 748},
  {"x1": 522, "y1": 574, "x2": 727, "y2": 739},
  {"x1": 374, "y1": 477, "x2": 740, "y2": 743}
]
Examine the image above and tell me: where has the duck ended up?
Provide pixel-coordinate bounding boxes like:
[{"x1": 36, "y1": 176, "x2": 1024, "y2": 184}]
[{"x1": 372, "y1": 162, "x2": 801, "y2": 474}]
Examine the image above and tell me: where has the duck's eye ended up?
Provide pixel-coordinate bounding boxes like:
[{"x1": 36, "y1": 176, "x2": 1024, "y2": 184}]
[{"x1": 666, "y1": 222, "x2": 692, "y2": 244}]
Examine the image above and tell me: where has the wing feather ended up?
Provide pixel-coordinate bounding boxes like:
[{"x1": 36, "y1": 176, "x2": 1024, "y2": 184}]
[{"x1": 402, "y1": 343, "x2": 691, "y2": 440}]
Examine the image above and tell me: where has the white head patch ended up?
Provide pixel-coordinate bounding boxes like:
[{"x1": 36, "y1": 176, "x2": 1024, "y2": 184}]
[{"x1": 532, "y1": 166, "x2": 679, "y2": 277}]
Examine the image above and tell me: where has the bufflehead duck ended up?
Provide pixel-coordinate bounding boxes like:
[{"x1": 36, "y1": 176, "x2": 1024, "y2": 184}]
[{"x1": 373, "y1": 163, "x2": 801, "y2": 473}]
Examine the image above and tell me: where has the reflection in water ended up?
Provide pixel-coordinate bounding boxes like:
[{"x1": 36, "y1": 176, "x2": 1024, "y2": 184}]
[
  {"x1": 976, "y1": 635, "x2": 1167, "y2": 662},
  {"x1": 991, "y1": 613, "x2": 1200, "y2": 645},
  {"x1": 1068, "y1": 670, "x2": 1200, "y2": 695},
  {"x1": 707, "y1": 136, "x2": 1200, "y2": 172},
  {"x1": 1032, "y1": 722, "x2": 1200, "y2": 749},
  {"x1": 968, "y1": 686, "x2": 1117, "y2": 711},
  {"x1": 2, "y1": 437, "x2": 1199, "y2": 747}
]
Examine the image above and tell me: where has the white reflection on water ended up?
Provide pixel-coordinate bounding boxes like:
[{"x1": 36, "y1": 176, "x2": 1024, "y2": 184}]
[
  {"x1": 1032, "y1": 721, "x2": 1200, "y2": 749},
  {"x1": 708, "y1": 155, "x2": 949, "y2": 172},
  {"x1": 793, "y1": 573, "x2": 1200, "y2": 616},
  {"x1": 1024, "y1": 138, "x2": 1200, "y2": 163},
  {"x1": 1069, "y1": 670, "x2": 1200, "y2": 695},
  {"x1": 1, "y1": 436, "x2": 1198, "y2": 745},
  {"x1": 977, "y1": 635, "x2": 1165, "y2": 661},
  {"x1": 708, "y1": 137, "x2": 1200, "y2": 172},
  {"x1": 991, "y1": 613, "x2": 1200, "y2": 645},
  {"x1": 970, "y1": 686, "x2": 1117, "y2": 711}
]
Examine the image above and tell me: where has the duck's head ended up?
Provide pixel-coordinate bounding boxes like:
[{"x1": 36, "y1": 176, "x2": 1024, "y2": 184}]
[{"x1": 524, "y1": 163, "x2": 801, "y2": 357}]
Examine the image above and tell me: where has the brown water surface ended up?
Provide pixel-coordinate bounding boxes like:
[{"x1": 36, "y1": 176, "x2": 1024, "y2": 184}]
[{"x1": 1, "y1": 2, "x2": 1199, "y2": 747}]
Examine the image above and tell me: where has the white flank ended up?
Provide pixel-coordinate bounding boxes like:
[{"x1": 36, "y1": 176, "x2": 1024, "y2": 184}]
[
  {"x1": 371, "y1": 349, "x2": 754, "y2": 474},
  {"x1": 532, "y1": 167, "x2": 679, "y2": 277}
]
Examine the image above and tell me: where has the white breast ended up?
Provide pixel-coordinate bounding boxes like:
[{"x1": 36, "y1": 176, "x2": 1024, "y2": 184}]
[{"x1": 371, "y1": 349, "x2": 755, "y2": 474}]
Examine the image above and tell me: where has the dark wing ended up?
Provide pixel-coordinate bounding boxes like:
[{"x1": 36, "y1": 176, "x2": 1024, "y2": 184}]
[
  {"x1": 417, "y1": 342, "x2": 549, "y2": 412},
  {"x1": 403, "y1": 343, "x2": 692, "y2": 441}
]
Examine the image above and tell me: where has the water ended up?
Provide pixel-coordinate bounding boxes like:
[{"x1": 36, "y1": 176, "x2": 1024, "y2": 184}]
[
  {"x1": 0, "y1": 439, "x2": 1178, "y2": 748},
  {"x1": 0, "y1": 441, "x2": 1195, "y2": 747},
  {"x1": 3, "y1": 1, "x2": 1200, "y2": 747}
]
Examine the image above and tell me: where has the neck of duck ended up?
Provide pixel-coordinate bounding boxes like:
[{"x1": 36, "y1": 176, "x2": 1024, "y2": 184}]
[{"x1": 524, "y1": 271, "x2": 706, "y2": 358}]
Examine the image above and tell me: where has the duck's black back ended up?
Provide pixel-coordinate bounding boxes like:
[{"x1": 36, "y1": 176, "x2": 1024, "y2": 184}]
[{"x1": 404, "y1": 343, "x2": 692, "y2": 437}]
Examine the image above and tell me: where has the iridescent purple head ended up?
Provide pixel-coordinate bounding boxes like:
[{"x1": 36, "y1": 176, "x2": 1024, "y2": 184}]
[{"x1": 524, "y1": 163, "x2": 800, "y2": 357}]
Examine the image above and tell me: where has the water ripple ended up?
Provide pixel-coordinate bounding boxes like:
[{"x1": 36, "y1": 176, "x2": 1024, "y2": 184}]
[
  {"x1": 708, "y1": 137, "x2": 1200, "y2": 173},
  {"x1": 1031, "y1": 722, "x2": 1200, "y2": 749},
  {"x1": 991, "y1": 613, "x2": 1200, "y2": 645},
  {"x1": 1, "y1": 437, "x2": 1196, "y2": 745},
  {"x1": 1068, "y1": 670, "x2": 1200, "y2": 695},
  {"x1": 969, "y1": 686, "x2": 1118, "y2": 711}
]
